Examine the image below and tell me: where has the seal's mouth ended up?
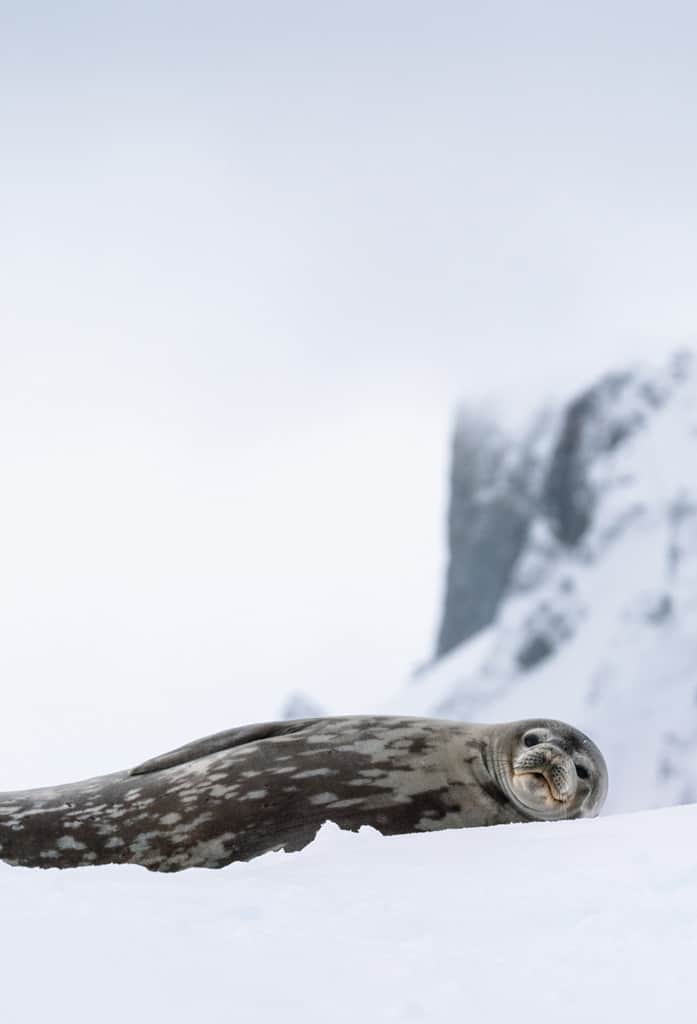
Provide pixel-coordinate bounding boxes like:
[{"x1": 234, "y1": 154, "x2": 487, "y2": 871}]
[{"x1": 514, "y1": 768, "x2": 564, "y2": 803}]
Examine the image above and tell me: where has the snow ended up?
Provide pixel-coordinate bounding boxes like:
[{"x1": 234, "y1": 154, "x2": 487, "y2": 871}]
[{"x1": 1, "y1": 809, "x2": 695, "y2": 1021}]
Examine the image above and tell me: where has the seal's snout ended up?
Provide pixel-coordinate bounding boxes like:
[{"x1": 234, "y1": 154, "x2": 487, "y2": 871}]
[{"x1": 513, "y1": 744, "x2": 577, "y2": 803}]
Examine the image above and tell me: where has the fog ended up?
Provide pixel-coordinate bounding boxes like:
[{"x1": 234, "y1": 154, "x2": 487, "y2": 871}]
[{"x1": 1, "y1": 1, "x2": 694, "y2": 785}]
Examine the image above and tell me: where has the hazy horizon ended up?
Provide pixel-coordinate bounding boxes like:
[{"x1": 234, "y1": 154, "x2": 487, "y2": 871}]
[{"x1": 1, "y1": 1, "x2": 695, "y2": 785}]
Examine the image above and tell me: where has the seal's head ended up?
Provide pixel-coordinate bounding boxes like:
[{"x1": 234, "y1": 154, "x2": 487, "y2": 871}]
[{"x1": 489, "y1": 719, "x2": 608, "y2": 822}]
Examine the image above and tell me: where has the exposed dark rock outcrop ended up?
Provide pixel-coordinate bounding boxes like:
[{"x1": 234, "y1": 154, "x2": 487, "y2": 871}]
[
  {"x1": 543, "y1": 371, "x2": 665, "y2": 546},
  {"x1": 435, "y1": 412, "x2": 550, "y2": 659}
]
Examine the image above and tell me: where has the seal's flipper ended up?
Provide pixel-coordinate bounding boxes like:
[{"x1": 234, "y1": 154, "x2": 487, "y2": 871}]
[{"x1": 130, "y1": 718, "x2": 316, "y2": 776}]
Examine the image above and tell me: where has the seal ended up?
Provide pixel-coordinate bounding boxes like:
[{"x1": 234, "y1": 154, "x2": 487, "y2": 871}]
[{"x1": 0, "y1": 715, "x2": 607, "y2": 871}]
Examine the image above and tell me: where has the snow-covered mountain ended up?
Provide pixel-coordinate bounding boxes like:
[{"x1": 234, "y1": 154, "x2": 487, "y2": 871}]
[{"x1": 389, "y1": 350, "x2": 697, "y2": 814}]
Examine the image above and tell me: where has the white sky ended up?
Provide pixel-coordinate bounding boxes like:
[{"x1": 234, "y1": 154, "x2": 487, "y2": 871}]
[{"x1": 1, "y1": 1, "x2": 696, "y2": 785}]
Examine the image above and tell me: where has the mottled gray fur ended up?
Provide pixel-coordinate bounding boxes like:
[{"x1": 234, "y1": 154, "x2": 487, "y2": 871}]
[{"x1": 0, "y1": 716, "x2": 607, "y2": 872}]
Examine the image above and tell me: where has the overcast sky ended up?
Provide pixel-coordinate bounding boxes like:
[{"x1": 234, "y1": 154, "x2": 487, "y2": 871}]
[{"x1": 1, "y1": 1, "x2": 695, "y2": 785}]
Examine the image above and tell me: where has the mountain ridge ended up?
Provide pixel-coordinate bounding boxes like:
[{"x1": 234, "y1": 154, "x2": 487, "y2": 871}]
[{"x1": 390, "y1": 349, "x2": 697, "y2": 813}]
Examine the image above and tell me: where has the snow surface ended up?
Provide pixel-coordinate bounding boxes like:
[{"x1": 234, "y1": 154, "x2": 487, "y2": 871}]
[{"x1": 2, "y1": 809, "x2": 695, "y2": 1022}]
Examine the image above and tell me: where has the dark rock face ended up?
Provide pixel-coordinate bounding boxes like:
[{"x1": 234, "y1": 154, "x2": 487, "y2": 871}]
[
  {"x1": 435, "y1": 361, "x2": 681, "y2": 660},
  {"x1": 542, "y1": 386, "x2": 607, "y2": 547},
  {"x1": 516, "y1": 634, "x2": 555, "y2": 671},
  {"x1": 513, "y1": 587, "x2": 582, "y2": 672},
  {"x1": 435, "y1": 414, "x2": 549, "y2": 659},
  {"x1": 543, "y1": 371, "x2": 655, "y2": 546}
]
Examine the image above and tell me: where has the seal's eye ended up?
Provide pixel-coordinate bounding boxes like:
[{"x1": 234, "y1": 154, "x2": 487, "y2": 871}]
[
  {"x1": 524, "y1": 734, "x2": 541, "y2": 748},
  {"x1": 575, "y1": 764, "x2": 589, "y2": 780}
]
